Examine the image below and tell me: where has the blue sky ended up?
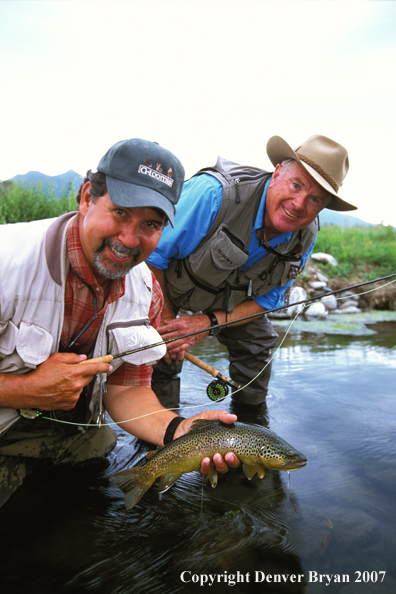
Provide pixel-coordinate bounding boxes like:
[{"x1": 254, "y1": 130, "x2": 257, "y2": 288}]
[{"x1": 1, "y1": 1, "x2": 395, "y2": 225}]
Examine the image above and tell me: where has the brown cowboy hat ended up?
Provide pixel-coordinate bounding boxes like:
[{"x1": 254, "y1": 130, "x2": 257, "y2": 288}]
[{"x1": 266, "y1": 134, "x2": 357, "y2": 211}]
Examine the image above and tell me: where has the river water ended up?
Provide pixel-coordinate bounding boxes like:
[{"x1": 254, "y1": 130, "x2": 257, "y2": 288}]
[{"x1": 1, "y1": 321, "x2": 395, "y2": 594}]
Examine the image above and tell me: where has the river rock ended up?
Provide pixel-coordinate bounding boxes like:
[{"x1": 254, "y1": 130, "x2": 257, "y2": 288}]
[
  {"x1": 340, "y1": 291, "x2": 359, "y2": 301},
  {"x1": 321, "y1": 294, "x2": 338, "y2": 310},
  {"x1": 309, "y1": 281, "x2": 327, "y2": 290},
  {"x1": 334, "y1": 306, "x2": 361, "y2": 314},
  {"x1": 339, "y1": 299, "x2": 360, "y2": 309},
  {"x1": 287, "y1": 287, "x2": 307, "y2": 316},
  {"x1": 316, "y1": 271, "x2": 329, "y2": 282},
  {"x1": 310, "y1": 252, "x2": 338, "y2": 266},
  {"x1": 304, "y1": 302, "x2": 328, "y2": 318}
]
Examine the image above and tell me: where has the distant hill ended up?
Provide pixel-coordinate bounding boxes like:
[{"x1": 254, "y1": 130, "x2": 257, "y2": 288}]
[
  {"x1": 318, "y1": 209, "x2": 373, "y2": 228},
  {"x1": 6, "y1": 170, "x2": 83, "y2": 196}
]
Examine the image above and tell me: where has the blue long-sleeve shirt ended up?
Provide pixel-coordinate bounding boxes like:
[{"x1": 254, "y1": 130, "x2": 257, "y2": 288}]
[{"x1": 147, "y1": 174, "x2": 316, "y2": 310}]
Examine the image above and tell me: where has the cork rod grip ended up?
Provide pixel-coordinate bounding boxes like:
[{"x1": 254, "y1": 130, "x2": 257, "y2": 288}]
[{"x1": 79, "y1": 355, "x2": 114, "y2": 365}]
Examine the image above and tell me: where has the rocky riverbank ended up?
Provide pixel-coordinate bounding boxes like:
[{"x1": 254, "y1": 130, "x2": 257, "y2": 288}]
[{"x1": 269, "y1": 252, "x2": 396, "y2": 321}]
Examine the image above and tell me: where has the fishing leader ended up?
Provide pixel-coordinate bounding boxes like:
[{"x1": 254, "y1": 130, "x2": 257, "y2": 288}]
[
  {"x1": 0, "y1": 138, "x2": 239, "y2": 508},
  {"x1": 147, "y1": 135, "x2": 358, "y2": 408}
]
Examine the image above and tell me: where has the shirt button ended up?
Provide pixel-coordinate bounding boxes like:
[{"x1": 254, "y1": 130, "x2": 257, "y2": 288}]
[{"x1": 95, "y1": 287, "x2": 100, "y2": 292}]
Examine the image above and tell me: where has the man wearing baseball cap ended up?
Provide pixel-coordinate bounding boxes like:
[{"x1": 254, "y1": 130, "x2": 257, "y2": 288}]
[
  {"x1": 0, "y1": 138, "x2": 239, "y2": 507},
  {"x1": 147, "y1": 134, "x2": 357, "y2": 409}
]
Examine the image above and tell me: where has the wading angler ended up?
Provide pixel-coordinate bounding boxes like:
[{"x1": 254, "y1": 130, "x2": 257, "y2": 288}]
[
  {"x1": 147, "y1": 134, "x2": 357, "y2": 410},
  {"x1": 0, "y1": 138, "x2": 240, "y2": 507}
]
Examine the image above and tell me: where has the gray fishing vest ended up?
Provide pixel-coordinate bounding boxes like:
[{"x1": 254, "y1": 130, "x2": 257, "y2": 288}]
[{"x1": 164, "y1": 157, "x2": 318, "y2": 313}]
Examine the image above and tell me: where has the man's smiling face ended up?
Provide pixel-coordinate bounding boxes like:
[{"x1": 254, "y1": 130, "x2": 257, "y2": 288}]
[
  {"x1": 264, "y1": 160, "x2": 331, "y2": 240},
  {"x1": 78, "y1": 183, "x2": 166, "y2": 284}
]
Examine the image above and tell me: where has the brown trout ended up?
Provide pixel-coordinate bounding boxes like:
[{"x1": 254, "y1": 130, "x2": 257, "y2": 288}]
[{"x1": 112, "y1": 420, "x2": 307, "y2": 509}]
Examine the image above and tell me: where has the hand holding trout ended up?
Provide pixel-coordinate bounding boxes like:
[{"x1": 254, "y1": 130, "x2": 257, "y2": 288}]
[{"x1": 112, "y1": 420, "x2": 307, "y2": 509}]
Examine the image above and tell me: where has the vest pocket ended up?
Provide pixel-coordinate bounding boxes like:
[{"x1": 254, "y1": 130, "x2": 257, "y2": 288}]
[
  {"x1": 106, "y1": 320, "x2": 166, "y2": 366},
  {"x1": 0, "y1": 321, "x2": 19, "y2": 357},
  {"x1": 16, "y1": 321, "x2": 54, "y2": 367},
  {"x1": 189, "y1": 225, "x2": 249, "y2": 287},
  {"x1": 250, "y1": 260, "x2": 300, "y2": 296}
]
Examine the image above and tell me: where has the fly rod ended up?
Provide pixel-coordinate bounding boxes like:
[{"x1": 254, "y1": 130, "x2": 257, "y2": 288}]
[{"x1": 112, "y1": 272, "x2": 396, "y2": 360}]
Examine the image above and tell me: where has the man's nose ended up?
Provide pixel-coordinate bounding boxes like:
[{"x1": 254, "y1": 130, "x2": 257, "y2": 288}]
[
  {"x1": 291, "y1": 193, "x2": 307, "y2": 210},
  {"x1": 117, "y1": 223, "x2": 140, "y2": 248}
]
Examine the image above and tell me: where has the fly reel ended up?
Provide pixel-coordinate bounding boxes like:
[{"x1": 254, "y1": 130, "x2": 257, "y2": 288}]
[{"x1": 206, "y1": 380, "x2": 229, "y2": 402}]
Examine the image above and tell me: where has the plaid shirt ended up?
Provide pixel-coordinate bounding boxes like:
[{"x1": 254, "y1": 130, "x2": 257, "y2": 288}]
[{"x1": 60, "y1": 214, "x2": 163, "y2": 386}]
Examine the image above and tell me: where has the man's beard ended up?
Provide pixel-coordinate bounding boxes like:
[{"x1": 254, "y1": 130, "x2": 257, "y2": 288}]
[{"x1": 93, "y1": 238, "x2": 141, "y2": 280}]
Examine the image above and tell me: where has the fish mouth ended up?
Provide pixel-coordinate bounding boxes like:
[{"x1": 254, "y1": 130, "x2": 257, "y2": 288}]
[{"x1": 280, "y1": 459, "x2": 307, "y2": 470}]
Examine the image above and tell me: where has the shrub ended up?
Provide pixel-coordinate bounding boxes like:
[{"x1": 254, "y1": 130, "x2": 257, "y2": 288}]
[
  {"x1": 313, "y1": 224, "x2": 396, "y2": 281},
  {"x1": 0, "y1": 181, "x2": 77, "y2": 224}
]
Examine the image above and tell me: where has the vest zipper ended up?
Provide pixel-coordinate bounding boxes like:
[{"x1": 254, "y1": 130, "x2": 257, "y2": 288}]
[
  {"x1": 234, "y1": 178, "x2": 240, "y2": 203},
  {"x1": 233, "y1": 172, "x2": 269, "y2": 203}
]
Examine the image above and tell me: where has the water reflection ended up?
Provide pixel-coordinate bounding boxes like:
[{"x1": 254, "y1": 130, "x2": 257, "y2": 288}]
[{"x1": 1, "y1": 323, "x2": 395, "y2": 593}]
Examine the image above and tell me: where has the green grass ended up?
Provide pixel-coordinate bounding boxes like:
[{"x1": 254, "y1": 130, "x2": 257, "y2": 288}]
[
  {"x1": 0, "y1": 181, "x2": 77, "y2": 224},
  {"x1": 313, "y1": 224, "x2": 396, "y2": 281},
  {"x1": 1, "y1": 181, "x2": 395, "y2": 284}
]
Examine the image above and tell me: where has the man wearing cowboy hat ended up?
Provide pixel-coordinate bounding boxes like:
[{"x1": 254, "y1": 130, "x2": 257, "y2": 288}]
[{"x1": 147, "y1": 135, "x2": 357, "y2": 409}]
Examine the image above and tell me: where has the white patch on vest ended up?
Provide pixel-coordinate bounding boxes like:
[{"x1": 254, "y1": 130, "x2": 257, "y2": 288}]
[{"x1": 127, "y1": 333, "x2": 138, "y2": 348}]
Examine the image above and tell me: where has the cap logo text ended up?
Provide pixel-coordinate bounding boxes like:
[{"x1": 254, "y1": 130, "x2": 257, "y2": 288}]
[{"x1": 138, "y1": 161, "x2": 174, "y2": 187}]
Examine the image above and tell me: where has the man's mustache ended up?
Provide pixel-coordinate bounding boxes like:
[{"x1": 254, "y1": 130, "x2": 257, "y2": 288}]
[{"x1": 100, "y1": 238, "x2": 141, "y2": 258}]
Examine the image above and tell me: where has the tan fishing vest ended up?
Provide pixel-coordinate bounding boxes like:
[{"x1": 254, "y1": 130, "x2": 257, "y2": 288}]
[
  {"x1": 165, "y1": 157, "x2": 318, "y2": 313},
  {"x1": 0, "y1": 213, "x2": 166, "y2": 436}
]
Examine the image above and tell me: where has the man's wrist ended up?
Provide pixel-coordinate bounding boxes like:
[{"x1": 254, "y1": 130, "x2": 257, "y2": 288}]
[
  {"x1": 163, "y1": 416, "x2": 186, "y2": 445},
  {"x1": 206, "y1": 311, "x2": 220, "y2": 336}
]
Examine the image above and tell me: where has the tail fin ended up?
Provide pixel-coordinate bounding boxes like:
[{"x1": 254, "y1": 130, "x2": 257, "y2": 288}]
[{"x1": 112, "y1": 468, "x2": 153, "y2": 509}]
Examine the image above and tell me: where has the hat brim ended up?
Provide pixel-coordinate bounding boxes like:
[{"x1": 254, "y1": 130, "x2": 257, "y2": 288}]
[
  {"x1": 266, "y1": 136, "x2": 357, "y2": 212},
  {"x1": 106, "y1": 176, "x2": 176, "y2": 226}
]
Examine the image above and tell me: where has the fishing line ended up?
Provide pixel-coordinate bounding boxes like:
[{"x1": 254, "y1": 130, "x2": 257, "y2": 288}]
[
  {"x1": 40, "y1": 304, "x2": 304, "y2": 427},
  {"x1": 111, "y1": 274, "x2": 396, "y2": 361},
  {"x1": 40, "y1": 275, "x2": 396, "y2": 428},
  {"x1": 225, "y1": 304, "x2": 305, "y2": 398},
  {"x1": 180, "y1": 276, "x2": 396, "y2": 401}
]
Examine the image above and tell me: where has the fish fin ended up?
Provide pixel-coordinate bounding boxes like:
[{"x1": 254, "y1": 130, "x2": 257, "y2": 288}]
[
  {"x1": 112, "y1": 468, "x2": 153, "y2": 510},
  {"x1": 207, "y1": 461, "x2": 218, "y2": 488},
  {"x1": 255, "y1": 462, "x2": 266, "y2": 479},
  {"x1": 188, "y1": 419, "x2": 234, "y2": 435},
  {"x1": 158, "y1": 473, "x2": 182, "y2": 494},
  {"x1": 242, "y1": 463, "x2": 257, "y2": 480}
]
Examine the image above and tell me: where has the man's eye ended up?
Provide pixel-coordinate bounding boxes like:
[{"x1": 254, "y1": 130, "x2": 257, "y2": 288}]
[
  {"x1": 293, "y1": 183, "x2": 300, "y2": 190},
  {"x1": 115, "y1": 209, "x2": 126, "y2": 216},
  {"x1": 147, "y1": 220, "x2": 164, "y2": 230}
]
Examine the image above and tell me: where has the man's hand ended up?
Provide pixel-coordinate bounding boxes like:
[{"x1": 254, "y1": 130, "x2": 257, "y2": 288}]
[
  {"x1": 9, "y1": 352, "x2": 113, "y2": 411},
  {"x1": 174, "y1": 409, "x2": 241, "y2": 475},
  {"x1": 159, "y1": 313, "x2": 211, "y2": 362}
]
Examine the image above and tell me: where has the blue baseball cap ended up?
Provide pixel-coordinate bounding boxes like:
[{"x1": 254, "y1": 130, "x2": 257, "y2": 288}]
[{"x1": 97, "y1": 138, "x2": 185, "y2": 226}]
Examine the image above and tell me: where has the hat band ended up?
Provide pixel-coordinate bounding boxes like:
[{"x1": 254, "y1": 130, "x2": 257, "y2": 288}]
[{"x1": 295, "y1": 151, "x2": 339, "y2": 194}]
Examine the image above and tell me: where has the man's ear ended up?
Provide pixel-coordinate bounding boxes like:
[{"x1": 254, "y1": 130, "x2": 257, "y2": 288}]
[
  {"x1": 79, "y1": 182, "x2": 92, "y2": 216},
  {"x1": 272, "y1": 163, "x2": 282, "y2": 179},
  {"x1": 268, "y1": 163, "x2": 282, "y2": 189}
]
